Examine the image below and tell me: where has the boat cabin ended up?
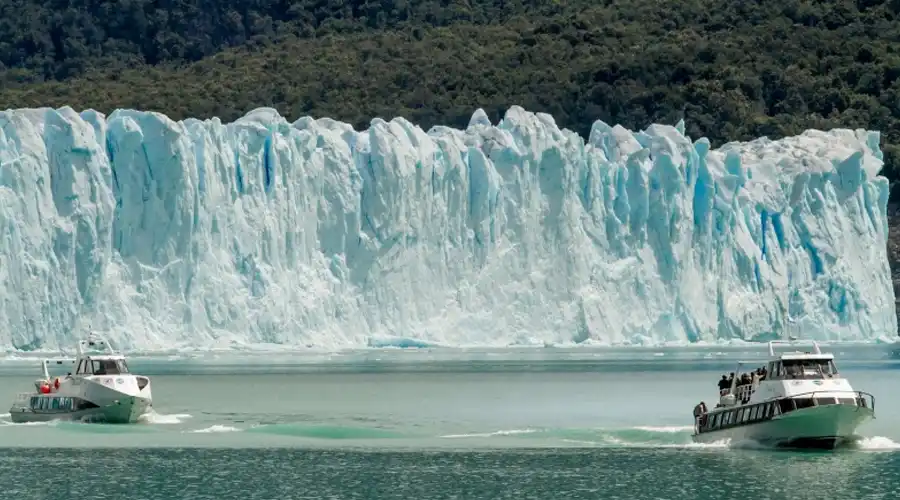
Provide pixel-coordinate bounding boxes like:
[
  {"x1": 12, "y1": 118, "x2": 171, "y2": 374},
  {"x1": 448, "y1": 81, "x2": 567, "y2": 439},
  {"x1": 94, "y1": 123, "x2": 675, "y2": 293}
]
[
  {"x1": 764, "y1": 354, "x2": 838, "y2": 381},
  {"x1": 72, "y1": 334, "x2": 131, "y2": 376},
  {"x1": 33, "y1": 334, "x2": 132, "y2": 391},
  {"x1": 714, "y1": 341, "x2": 845, "y2": 407},
  {"x1": 74, "y1": 356, "x2": 131, "y2": 376}
]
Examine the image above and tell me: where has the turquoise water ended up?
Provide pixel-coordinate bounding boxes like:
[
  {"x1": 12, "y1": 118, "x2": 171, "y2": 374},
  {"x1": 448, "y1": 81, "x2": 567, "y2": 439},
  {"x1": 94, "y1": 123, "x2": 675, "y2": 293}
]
[{"x1": 2, "y1": 344, "x2": 899, "y2": 498}]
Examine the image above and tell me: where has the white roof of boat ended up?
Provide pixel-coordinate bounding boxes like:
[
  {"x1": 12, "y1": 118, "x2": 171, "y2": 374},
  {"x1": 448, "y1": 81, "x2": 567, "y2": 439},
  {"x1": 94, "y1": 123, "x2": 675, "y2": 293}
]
[{"x1": 777, "y1": 353, "x2": 834, "y2": 361}]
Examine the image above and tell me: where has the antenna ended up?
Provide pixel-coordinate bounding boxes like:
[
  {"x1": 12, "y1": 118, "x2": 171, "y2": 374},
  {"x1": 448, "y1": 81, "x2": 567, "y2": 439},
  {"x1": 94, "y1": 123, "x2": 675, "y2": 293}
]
[{"x1": 782, "y1": 265, "x2": 793, "y2": 341}]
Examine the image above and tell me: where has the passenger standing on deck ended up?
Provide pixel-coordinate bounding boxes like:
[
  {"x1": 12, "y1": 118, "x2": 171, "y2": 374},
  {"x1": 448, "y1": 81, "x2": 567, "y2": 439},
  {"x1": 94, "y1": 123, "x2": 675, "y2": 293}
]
[
  {"x1": 693, "y1": 402, "x2": 706, "y2": 429},
  {"x1": 696, "y1": 401, "x2": 709, "y2": 427},
  {"x1": 717, "y1": 375, "x2": 729, "y2": 390}
]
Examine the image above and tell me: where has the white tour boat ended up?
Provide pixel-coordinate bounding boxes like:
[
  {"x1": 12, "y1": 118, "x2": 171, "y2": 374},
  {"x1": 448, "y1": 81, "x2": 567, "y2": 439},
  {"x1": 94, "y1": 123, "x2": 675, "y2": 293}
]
[
  {"x1": 8, "y1": 334, "x2": 153, "y2": 424},
  {"x1": 691, "y1": 340, "x2": 875, "y2": 449}
]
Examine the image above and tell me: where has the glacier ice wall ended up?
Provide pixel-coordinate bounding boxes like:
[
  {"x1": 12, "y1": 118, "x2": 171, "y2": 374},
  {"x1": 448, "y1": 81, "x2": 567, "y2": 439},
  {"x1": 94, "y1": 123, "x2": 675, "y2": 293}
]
[{"x1": 0, "y1": 105, "x2": 894, "y2": 351}]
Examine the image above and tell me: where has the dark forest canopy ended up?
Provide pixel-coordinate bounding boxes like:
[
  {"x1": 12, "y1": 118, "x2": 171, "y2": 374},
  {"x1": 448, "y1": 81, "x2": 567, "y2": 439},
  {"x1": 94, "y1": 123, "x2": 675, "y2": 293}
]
[{"x1": 0, "y1": 0, "x2": 899, "y2": 182}]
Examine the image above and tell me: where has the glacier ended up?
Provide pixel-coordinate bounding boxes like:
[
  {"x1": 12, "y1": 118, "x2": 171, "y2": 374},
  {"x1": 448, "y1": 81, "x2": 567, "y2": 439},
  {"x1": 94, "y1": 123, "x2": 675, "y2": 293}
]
[{"x1": 0, "y1": 105, "x2": 895, "y2": 352}]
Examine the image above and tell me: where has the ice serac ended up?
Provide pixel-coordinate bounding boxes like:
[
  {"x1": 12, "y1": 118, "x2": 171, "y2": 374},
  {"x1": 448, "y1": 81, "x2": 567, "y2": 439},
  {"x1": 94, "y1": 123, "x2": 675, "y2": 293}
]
[{"x1": 0, "y1": 105, "x2": 894, "y2": 351}]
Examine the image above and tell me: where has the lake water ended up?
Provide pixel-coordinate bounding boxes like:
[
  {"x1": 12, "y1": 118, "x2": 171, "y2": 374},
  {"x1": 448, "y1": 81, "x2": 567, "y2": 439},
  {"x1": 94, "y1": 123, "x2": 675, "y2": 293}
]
[{"x1": 2, "y1": 344, "x2": 899, "y2": 498}]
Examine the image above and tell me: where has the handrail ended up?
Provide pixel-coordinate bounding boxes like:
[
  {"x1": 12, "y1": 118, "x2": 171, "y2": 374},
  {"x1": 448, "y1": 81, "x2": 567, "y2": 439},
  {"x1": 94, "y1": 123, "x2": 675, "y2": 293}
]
[
  {"x1": 749, "y1": 390, "x2": 876, "y2": 414},
  {"x1": 767, "y1": 339, "x2": 822, "y2": 356},
  {"x1": 735, "y1": 384, "x2": 754, "y2": 400},
  {"x1": 779, "y1": 389, "x2": 874, "y2": 399},
  {"x1": 710, "y1": 389, "x2": 875, "y2": 412},
  {"x1": 787, "y1": 390, "x2": 875, "y2": 413}
]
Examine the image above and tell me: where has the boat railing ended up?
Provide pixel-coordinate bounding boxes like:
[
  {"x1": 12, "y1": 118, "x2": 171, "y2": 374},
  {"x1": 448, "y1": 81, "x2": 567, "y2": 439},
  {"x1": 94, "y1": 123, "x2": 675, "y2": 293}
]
[
  {"x1": 735, "y1": 384, "x2": 754, "y2": 402},
  {"x1": 783, "y1": 390, "x2": 875, "y2": 413},
  {"x1": 767, "y1": 339, "x2": 822, "y2": 356},
  {"x1": 718, "y1": 383, "x2": 757, "y2": 405}
]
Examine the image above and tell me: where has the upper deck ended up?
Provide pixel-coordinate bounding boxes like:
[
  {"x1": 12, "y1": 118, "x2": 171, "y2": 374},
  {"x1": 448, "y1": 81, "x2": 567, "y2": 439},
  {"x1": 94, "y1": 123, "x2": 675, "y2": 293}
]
[
  {"x1": 36, "y1": 334, "x2": 131, "y2": 379},
  {"x1": 712, "y1": 340, "x2": 853, "y2": 410}
]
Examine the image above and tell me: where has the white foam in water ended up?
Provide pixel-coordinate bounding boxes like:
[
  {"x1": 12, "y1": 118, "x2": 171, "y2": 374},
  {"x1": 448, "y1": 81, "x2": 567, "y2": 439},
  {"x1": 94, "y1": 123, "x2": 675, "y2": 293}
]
[
  {"x1": 440, "y1": 429, "x2": 540, "y2": 439},
  {"x1": 632, "y1": 426, "x2": 694, "y2": 433},
  {"x1": 189, "y1": 425, "x2": 242, "y2": 433},
  {"x1": 138, "y1": 411, "x2": 192, "y2": 425},
  {"x1": 853, "y1": 436, "x2": 900, "y2": 451},
  {"x1": 0, "y1": 106, "x2": 894, "y2": 351},
  {"x1": 0, "y1": 419, "x2": 58, "y2": 427}
]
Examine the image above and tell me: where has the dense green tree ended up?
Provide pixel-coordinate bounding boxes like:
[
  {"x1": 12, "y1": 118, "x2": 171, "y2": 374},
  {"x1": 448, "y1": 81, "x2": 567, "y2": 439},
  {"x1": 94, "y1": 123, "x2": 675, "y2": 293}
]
[{"x1": 1, "y1": 0, "x2": 896, "y2": 177}]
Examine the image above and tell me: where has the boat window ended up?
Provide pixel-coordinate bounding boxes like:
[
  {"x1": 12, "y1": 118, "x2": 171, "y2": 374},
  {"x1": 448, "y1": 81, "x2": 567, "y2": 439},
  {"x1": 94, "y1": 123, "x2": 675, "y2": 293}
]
[
  {"x1": 838, "y1": 398, "x2": 856, "y2": 406},
  {"x1": 778, "y1": 399, "x2": 794, "y2": 414},
  {"x1": 116, "y1": 360, "x2": 130, "y2": 374},
  {"x1": 750, "y1": 405, "x2": 759, "y2": 420},
  {"x1": 794, "y1": 398, "x2": 815, "y2": 410},
  {"x1": 781, "y1": 359, "x2": 838, "y2": 379},
  {"x1": 92, "y1": 359, "x2": 125, "y2": 375}
]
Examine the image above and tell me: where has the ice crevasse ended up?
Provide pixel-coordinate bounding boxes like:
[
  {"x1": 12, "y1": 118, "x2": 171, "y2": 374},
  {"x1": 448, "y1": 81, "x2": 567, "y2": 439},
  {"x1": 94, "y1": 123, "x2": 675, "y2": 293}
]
[{"x1": 0, "y1": 105, "x2": 894, "y2": 352}]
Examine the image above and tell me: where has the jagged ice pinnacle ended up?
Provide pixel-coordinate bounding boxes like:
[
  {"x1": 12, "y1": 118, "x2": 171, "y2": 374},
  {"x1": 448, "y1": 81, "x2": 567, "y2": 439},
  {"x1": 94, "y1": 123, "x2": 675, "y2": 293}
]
[{"x1": 0, "y1": 105, "x2": 894, "y2": 351}]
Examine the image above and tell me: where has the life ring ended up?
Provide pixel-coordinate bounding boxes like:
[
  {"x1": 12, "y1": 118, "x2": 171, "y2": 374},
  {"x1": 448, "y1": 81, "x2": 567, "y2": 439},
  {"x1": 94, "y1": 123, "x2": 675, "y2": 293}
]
[
  {"x1": 54, "y1": 378, "x2": 60, "y2": 390},
  {"x1": 39, "y1": 384, "x2": 50, "y2": 394}
]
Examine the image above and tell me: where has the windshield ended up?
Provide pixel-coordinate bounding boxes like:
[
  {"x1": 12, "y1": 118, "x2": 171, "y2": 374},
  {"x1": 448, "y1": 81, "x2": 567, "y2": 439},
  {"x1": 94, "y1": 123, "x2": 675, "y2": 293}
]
[
  {"x1": 782, "y1": 359, "x2": 837, "y2": 379},
  {"x1": 91, "y1": 359, "x2": 130, "y2": 375}
]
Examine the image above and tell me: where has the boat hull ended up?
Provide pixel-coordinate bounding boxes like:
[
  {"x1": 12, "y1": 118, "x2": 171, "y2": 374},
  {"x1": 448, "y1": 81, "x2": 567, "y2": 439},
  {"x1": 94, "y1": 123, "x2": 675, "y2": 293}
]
[
  {"x1": 692, "y1": 403, "x2": 874, "y2": 449},
  {"x1": 8, "y1": 395, "x2": 151, "y2": 424}
]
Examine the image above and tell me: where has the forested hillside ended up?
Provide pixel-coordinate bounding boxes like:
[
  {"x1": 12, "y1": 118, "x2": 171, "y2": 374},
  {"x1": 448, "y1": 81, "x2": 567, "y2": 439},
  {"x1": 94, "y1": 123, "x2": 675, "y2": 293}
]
[
  {"x1": 1, "y1": 0, "x2": 898, "y2": 177},
  {"x1": 2, "y1": 0, "x2": 900, "y2": 325}
]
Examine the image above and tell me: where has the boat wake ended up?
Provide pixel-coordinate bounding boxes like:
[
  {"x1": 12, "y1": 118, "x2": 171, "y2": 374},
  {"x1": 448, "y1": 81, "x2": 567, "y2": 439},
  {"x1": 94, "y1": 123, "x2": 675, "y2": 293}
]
[
  {"x1": 1, "y1": 408, "x2": 898, "y2": 452},
  {"x1": 437, "y1": 425, "x2": 900, "y2": 452},
  {"x1": 848, "y1": 436, "x2": 900, "y2": 451},
  {"x1": 0, "y1": 410, "x2": 192, "y2": 428},
  {"x1": 189, "y1": 424, "x2": 242, "y2": 434},
  {"x1": 137, "y1": 410, "x2": 193, "y2": 425},
  {"x1": 438, "y1": 425, "x2": 730, "y2": 448},
  {"x1": 0, "y1": 412, "x2": 57, "y2": 427}
]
